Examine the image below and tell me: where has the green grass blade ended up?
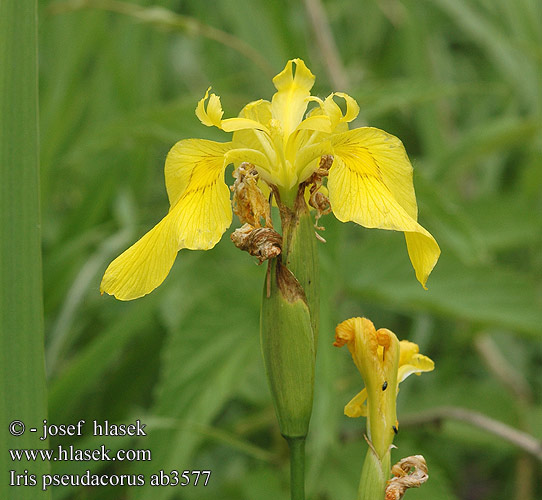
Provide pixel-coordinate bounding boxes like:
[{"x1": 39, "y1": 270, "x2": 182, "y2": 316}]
[{"x1": 0, "y1": 0, "x2": 50, "y2": 498}]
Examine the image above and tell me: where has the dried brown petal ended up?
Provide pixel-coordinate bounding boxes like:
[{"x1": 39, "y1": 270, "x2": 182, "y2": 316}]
[
  {"x1": 385, "y1": 455, "x2": 429, "y2": 500},
  {"x1": 231, "y1": 163, "x2": 272, "y2": 228},
  {"x1": 231, "y1": 223, "x2": 282, "y2": 263},
  {"x1": 306, "y1": 155, "x2": 334, "y2": 229}
]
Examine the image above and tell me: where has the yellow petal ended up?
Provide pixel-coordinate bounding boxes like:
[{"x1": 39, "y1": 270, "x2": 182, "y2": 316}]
[
  {"x1": 100, "y1": 213, "x2": 179, "y2": 300},
  {"x1": 331, "y1": 127, "x2": 418, "y2": 218},
  {"x1": 398, "y1": 355, "x2": 435, "y2": 383},
  {"x1": 164, "y1": 139, "x2": 232, "y2": 249},
  {"x1": 225, "y1": 147, "x2": 276, "y2": 185},
  {"x1": 221, "y1": 117, "x2": 269, "y2": 133},
  {"x1": 100, "y1": 164, "x2": 232, "y2": 301},
  {"x1": 344, "y1": 388, "x2": 368, "y2": 418},
  {"x1": 404, "y1": 232, "x2": 440, "y2": 288},
  {"x1": 323, "y1": 92, "x2": 360, "y2": 130},
  {"x1": 171, "y1": 174, "x2": 232, "y2": 250},
  {"x1": 240, "y1": 99, "x2": 273, "y2": 123},
  {"x1": 398, "y1": 340, "x2": 420, "y2": 367},
  {"x1": 283, "y1": 115, "x2": 332, "y2": 169},
  {"x1": 295, "y1": 114, "x2": 331, "y2": 133},
  {"x1": 101, "y1": 140, "x2": 233, "y2": 300},
  {"x1": 329, "y1": 128, "x2": 440, "y2": 287},
  {"x1": 397, "y1": 340, "x2": 435, "y2": 383},
  {"x1": 271, "y1": 59, "x2": 315, "y2": 139},
  {"x1": 196, "y1": 87, "x2": 223, "y2": 128},
  {"x1": 165, "y1": 139, "x2": 232, "y2": 207},
  {"x1": 334, "y1": 92, "x2": 360, "y2": 123},
  {"x1": 196, "y1": 88, "x2": 268, "y2": 133},
  {"x1": 225, "y1": 147, "x2": 272, "y2": 170},
  {"x1": 398, "y1": 353, "x2": 435, "y2": 382},
  {"x1": 294, "y1": 139, "x2": 332, "y2": 183},
  {"x1": 232, "y1": 100, "x2": 275, "y2": 164}
]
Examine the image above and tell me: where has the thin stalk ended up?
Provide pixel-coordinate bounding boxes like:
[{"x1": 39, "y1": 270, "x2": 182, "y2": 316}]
[
  {"x1": 401, "y1": 406, "x2": 542, "y2": 462},
  {"x1": 287, "y1": 437, "x2": 306, "y2": 500},
  {"x1": 302, "y1": 0, "x2": 350, "y2": 91}
]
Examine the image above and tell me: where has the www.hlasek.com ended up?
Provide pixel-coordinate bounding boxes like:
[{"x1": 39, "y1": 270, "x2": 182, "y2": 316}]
[
  {"x1": 10, "y1": 445, "x2": 151, "y2": 463},
  {"x1": 8, "y1": 419, "x2": 211, "y2": 491}
]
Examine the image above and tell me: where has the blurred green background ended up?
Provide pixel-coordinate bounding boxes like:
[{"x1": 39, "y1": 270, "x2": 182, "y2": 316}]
[{"x1": 37, "y1": 0, "x2": 541, "y2": 498}]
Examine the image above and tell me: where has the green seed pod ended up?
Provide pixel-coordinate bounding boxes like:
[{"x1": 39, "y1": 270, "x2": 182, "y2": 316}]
[{"x1": 260, "y1": 258, "x2": 315, "y2": 438}]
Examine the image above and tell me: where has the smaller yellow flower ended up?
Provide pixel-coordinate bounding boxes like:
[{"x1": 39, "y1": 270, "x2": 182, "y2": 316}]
[{"x1": 334, "y1": 317, "x2": 434, "y2": 459}]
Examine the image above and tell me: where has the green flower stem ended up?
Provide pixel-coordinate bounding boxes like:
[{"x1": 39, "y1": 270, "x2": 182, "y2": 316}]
[
  {"x1": 358, "y1": 447, "x2": 390, "y2": 500},
  {"x1": 260, "y1": 187, "x2": 320, "y2": 500},
  {"x1": 287, "y1": 437, "x2": 306, "y2": 500}
]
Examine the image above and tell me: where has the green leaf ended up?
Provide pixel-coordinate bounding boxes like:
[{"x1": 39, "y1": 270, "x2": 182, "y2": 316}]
[{"x1": 0, "y1": 1, "x2": 51, "y2": 498}]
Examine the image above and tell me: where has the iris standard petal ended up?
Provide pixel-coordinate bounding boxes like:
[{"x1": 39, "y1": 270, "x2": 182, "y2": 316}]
[
  {"x1": 271, "y1": 59, "x2": 315, "y2": 140},
  {"x1": 232, "y1": 100, "x2": 276, "y2": 168},
  {"x1": 328, "y1": 128, "x2": 440, "y2": 287}
]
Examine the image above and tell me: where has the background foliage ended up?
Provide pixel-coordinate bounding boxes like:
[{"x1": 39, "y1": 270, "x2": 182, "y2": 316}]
[{"x1": 36, "y1": 0, "x2": 541, "y2": 498}]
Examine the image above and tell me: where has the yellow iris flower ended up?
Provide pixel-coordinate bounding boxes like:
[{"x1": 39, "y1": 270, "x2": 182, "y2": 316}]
[
  {"x1": 101, "y1": 58, "x2": 440, "y2": 300},
  {"x1": 334, "y1": 317, "x2": 434, "y2": 459}
]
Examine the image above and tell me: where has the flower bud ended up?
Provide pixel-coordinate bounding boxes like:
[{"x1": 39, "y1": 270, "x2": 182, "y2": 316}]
[{"x1": 260, "y1": 259, "x2": 315, "y2": 438}]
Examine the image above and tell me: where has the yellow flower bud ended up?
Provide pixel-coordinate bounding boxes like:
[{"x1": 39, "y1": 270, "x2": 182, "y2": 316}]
[{"x1": 334, "y1": 318, "x2": 434, "y2": 458}]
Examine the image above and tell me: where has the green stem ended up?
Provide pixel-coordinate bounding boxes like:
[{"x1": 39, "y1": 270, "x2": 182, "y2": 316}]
[{"x1": 287, "y1": 437, "x2": 306, "y2": 500}]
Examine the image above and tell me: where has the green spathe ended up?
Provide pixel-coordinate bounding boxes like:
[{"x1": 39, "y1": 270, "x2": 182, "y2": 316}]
[
  {"x1": 279, "y1": 191, "x2": 320, "y2": 345},
  {"x1": 358, "y1": 447, "x2": 391, "y2": 500},
  {"x1": 260, "y1": 259, "x2": 315, "y2": 438}
]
